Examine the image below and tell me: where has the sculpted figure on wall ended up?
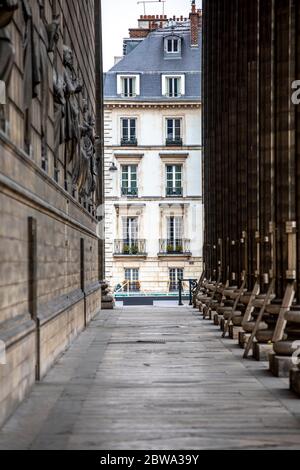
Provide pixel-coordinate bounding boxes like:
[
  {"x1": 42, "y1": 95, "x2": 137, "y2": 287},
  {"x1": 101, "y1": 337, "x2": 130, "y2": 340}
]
[
  {"x1": 0, "y1": 0, "x2": 18, "y2": 82},
  {"x1": 76, "y1": 101, "x2": 98, "y2": 198},
  {"x1": 62, "y1": 45, "x2": 83, "y2": 188},
  {"x1": 22, "y1": 0, "x2": 61, "y2": 157},
  {"x1": 0, "y1": 0, "x2": 18, "y2": 130}
]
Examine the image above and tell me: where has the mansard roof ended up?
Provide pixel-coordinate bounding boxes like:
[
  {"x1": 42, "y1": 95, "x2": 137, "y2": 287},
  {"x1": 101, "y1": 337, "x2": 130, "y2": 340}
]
[{"x1": 104, "y1": 21, "x2": 201, "y2": 102}]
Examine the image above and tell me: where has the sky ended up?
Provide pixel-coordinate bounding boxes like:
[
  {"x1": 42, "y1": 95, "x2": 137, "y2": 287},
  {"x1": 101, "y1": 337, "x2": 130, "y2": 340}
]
[{"x1": 102, "y1": 0, "x2": 202, "y2": 72}]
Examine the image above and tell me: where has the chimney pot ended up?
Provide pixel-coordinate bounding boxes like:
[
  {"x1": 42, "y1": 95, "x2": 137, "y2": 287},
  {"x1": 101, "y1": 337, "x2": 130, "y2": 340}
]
[{"x1": 189, "y1": 3, "x2": 199, "y2": 46}]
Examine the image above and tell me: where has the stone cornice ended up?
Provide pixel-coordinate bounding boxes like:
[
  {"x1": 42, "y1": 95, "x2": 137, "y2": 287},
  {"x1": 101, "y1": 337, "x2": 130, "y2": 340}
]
[{"x1": 105, "y1": 101, "x2": 201, "y2": 110}]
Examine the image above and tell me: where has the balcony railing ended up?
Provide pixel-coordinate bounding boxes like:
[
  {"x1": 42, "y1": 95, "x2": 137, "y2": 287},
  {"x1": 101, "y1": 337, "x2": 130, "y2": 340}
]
[
  {"x1": 114, "y1": 239, "x2": 147, "y2": 256},
  {"x1": 166, "y1": 187, "x2": 183, "y2": 197},
  {"x1": 121, "y1": 187, "x2": 138, "y2": 197},
  {"x1": 166, "y1": 137, "x2": 183, "y2": 146},
  {"x1": 121, "y1": 137, "x2": 138, "y2": 146},
  {"x1": 159, "y1": 239, "x2": 191, "y2": 255}
]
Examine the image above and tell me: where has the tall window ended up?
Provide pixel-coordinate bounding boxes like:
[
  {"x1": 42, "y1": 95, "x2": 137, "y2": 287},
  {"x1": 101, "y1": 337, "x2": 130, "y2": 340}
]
[
  {"x1": 166, "y1": 118, "x2": 181, "y2": 144},
  {"x1": 169, "y1": 268, "x2": 184, "y2": 291},
  {"x1": 124, "y1": 268, "x2": 140, "y2": 292},
  {"x1": 121, "y1": 118, "x2": 137, "y2": 145},
  {"x1": 122, "y1": 77, "x2": 136, "y2": 97},
  {"x1": 167, "y1": 217, "x2": 183, "y2": 252},
  {"x1": 166, "y1": 165, "x2": 183, "y2": 196},
  {"x1": 167, "y1": 77, "x2": 181, "y2": 97},
  {"x1": 121, "y1": 165, "x2": 138, "y2": 196},
  {"x1": 122, "y1": 217, "x2": 138, "y2": 243}
]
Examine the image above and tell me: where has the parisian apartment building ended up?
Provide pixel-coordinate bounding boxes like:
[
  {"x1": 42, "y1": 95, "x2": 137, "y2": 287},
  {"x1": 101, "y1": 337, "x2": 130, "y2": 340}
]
[
  {"x1": 104, "y1": 4, "x2": 203, "y2": 294},
  {"x1": 0, "y1": 0, "x2": 103, "y2": 427}
]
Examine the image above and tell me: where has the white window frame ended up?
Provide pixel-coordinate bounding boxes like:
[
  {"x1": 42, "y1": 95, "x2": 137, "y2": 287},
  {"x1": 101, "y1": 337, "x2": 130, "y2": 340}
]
[
  {"x1": 122, "y1": 217, "x2": 139, "y2": 243},
  {"x1": 165, "y1": 37, "x2": 181, "y2": 54},
  {"x1": 166, "y1": 118, "x2": 182, "y2": 141},
  {"x1": 162, "y1": 74, "x2": 185, "y2": 97},
  {"x1": 166, "y1": 164, "x2": 183, "y2": 190},
  {"x1": 121, "y1": 165, "x2": 138, "y2": 190},
  {"x1": 169, "y1": 268, "x2": 184, "y2": 291},
  {"x1": 121, "y1": 117, "x2": 137, "y2": 141},
  {"x1": 117, "y1": 75, "x2": 140, "y2": 97},
  {"x1": 125, "y1": 268, "x2": 139, "y2": 282},
  {"x1": 167, "y1": 216, "x2": 183, "y2": 242}
]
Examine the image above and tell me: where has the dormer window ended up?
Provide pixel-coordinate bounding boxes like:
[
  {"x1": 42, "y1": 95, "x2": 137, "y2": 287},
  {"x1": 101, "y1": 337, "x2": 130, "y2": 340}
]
[
  {"x1": 123, "y1": 77, "x2": 135, "y2": 97},
  {"x1": 167, "y1": 38, "x2": 179, "y2": 53},
  {"x1": 162, "y1": 74, "x2": 185, "y2": 98},
  {"x1": 117, "y1": 74, "x2": 140, "y2": 98},
  {"x1": 164, "y1": 35, "x2": 182, "y2": 58}
]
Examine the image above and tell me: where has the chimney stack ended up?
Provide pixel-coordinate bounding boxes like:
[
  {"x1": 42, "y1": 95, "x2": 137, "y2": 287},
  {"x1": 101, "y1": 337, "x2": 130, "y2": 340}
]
[{"x1": 190, "y1": 1, "x2": 201, "y2": 47}]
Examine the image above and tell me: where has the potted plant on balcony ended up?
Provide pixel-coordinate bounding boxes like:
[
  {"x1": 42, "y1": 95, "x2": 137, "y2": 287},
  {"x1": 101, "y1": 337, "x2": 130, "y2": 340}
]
[
  {"x1": 123, "y1": 244, "x2": 130, "y2": 254},
  {"x1": 131, "y1": 245, "x2": 139, "y2": 255},
  {"x1": 176, "y1": 245, "x2": 183, "y2": 253},
  {"x1": 167, "y1": 244, "x2": 175, "y2": 253}
]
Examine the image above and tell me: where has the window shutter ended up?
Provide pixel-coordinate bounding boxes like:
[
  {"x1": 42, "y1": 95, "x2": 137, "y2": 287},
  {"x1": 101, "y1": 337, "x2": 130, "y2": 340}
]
[
  {"x1": 117, "y1": 75, "x2": 122, "y2": 95},
  {"x1": 162, "y1": 75, "x2": 166, "y2": 96},
  {"x1": 181, "y1": 74, "x2": 185, "y2": 95},
  {"x1": 135, "y1": 76, "x2": 140, "y2": 96}
]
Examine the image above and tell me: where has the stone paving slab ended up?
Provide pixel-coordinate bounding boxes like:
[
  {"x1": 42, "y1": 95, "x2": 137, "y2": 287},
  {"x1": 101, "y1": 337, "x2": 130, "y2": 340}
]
[{"x1": 0, "y1": 306, "x2": 300, "y2": 450}]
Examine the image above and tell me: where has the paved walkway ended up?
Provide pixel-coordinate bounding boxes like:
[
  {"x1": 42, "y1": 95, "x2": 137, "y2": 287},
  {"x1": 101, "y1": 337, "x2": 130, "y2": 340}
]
[{"x1": 1, "y1": 305, "x2": 300, "y2": 450}]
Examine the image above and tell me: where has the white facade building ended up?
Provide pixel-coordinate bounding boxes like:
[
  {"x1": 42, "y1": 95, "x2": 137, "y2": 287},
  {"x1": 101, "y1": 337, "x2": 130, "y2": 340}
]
[{"x1": 104, "y1": 7, "x2": 203, "y2": 294}]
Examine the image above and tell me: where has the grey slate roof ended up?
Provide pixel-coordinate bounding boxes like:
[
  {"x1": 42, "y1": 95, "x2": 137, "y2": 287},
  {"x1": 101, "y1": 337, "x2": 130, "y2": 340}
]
[{"x1": 104, "y1": 21, "x2": 201, "y2": 102}]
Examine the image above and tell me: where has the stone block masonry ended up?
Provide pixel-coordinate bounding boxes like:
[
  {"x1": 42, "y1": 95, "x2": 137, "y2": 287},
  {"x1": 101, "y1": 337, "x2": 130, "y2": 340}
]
[{"x1": 0, "y1": 0, "x2": 103, "y2": 427}]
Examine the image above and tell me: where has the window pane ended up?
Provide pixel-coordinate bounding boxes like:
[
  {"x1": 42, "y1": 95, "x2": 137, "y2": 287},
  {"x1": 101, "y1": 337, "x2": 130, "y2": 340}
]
[
  {"x1": 173, "y1": 40, "x2": 178, "y2": 52},
  {"x1": 130, "y1": 119, "x2": 136, "y2": 138},
  {"x1": 122, "y1": 166, "x2": 128, "y2": 187},
  {"x1": 122, "y1": 119, "x2": 129, "y2": 139},
  {"x1": 168, "y1": 39, "x2": 172, "y2": 52},
  {"x1": 168, "y1": 78, "x2": 173, "y2": 96},
  {"x1": 175, "y1": 120, "x2": 181, "y2": 138},
  {"x1": 166, "y1": 166, "x2": 173, "y2": 186},
  {"x1": 130, "y1": 165, "x2": 137, "y2": 188},
  {"x1": 174, "y1": 78, "x2": 178, "y2": 96}
]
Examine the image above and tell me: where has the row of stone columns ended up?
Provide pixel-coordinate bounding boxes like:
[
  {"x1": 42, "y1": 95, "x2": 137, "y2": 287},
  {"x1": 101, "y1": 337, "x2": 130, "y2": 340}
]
[{"x1": 201, "y1": 0, "x2": 300, "y2": 395}]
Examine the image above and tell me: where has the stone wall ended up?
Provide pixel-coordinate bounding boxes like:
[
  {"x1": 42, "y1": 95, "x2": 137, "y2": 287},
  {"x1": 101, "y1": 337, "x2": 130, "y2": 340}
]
[{"x1": 0, "y1": 0, "x2": 103, "y2": 427}]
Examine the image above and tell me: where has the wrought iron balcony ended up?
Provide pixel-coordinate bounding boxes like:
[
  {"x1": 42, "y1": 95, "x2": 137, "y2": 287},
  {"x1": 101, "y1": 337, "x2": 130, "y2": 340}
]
[
  {"x1": 121, "y1": 187, "x2": 138, "y2": 197},
  {"x1": 114, "y1": 239, "x2": 147, "y2": 256},
  {"x1": 159, "y1": 239, "x2": 191, "y2": 256},
  {"x1": 166, "y1": 137, "x2": 183, "y2": 146},
  {"x1": 121, "y1": 137, "x2": 138, "y2": 146},
  {"x1": 166, "y1": 187, "x2": 183, "y2": 197}
]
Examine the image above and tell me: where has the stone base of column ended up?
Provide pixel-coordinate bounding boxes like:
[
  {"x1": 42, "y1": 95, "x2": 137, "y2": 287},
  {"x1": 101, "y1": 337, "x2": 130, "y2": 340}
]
[
  {"x1": 229, "y1": 325, "x2": 243, "y2": 340},
  {"x1": 253, "y1": 342, "x2": 273, "y2": 362},
  {"x1": 269, "y1": 353, "x2": 294, "y2": 377},
  {"x1": 290, "y1": 368, "x2": 300, "y2": 396},
  {"x1": 239, "y1": 331, "x2": 251, "y2": 349}
]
